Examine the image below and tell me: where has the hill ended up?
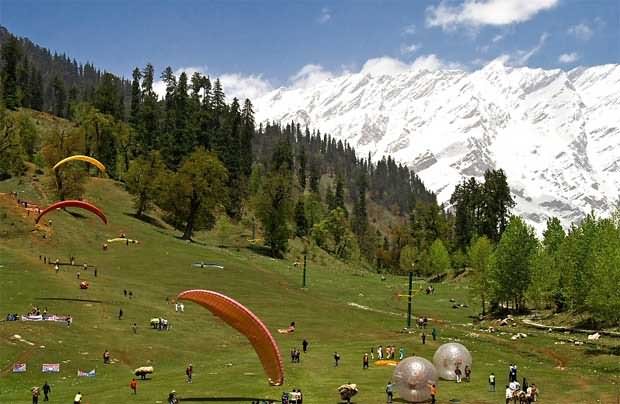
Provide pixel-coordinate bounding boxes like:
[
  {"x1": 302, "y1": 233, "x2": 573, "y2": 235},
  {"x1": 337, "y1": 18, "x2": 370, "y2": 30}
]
[
  {"x1": 254, "y1": 58, "x2": 620, "y2": 233},
  {"x1": 0, "y1": 173, "x2": 618, "y2": 403}
]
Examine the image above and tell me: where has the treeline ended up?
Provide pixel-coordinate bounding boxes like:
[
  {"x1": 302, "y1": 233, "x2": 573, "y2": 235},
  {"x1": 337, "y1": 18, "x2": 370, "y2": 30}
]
[
  {"x1": 467, "y1": 213, "x2": 620, "y2": 325},
  {"x1": 0, "y1": 26, "x2": 130, "y2": 118}
]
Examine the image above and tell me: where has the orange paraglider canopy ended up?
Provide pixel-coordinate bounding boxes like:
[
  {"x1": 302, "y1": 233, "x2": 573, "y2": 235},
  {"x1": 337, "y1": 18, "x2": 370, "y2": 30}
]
[
  {"x1": 177, "y1": 289, "x2": 284, "y2": 386},
  {"x1": 35, "y1": 200, "x2": 107, "y2": 224}
]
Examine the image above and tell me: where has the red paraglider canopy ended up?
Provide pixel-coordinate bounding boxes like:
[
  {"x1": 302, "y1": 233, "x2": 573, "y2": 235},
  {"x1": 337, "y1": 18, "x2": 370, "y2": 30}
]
[
  {"x1": 177, "y1": 289, "x2": 284, "y2": 386},
  {"x1": 35, "y1": 200, "x2": 107, "y2": 225}
]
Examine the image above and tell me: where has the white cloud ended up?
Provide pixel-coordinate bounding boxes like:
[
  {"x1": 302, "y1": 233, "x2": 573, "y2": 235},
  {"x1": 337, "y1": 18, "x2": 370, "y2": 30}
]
[
  {"x1": 426, "y1": 0, "x2": 558, "y2": 31},
  {"x1": 507, "y1": 32, "x2": 549, "y2": 66},
  {"x1": 558, "y1": 52, "x2": 580, "y2": 64},
  {"x1": 290, "y1": 64, "x2": 334, "y2": 88},
  {"x1": 402, "y1": 24, "x2": 417, "y2": 35},
  {"x1": 400, "y1": 43, "x2": 421, "y2": 55},
  {"x1": 492, "y1": 34, "x2": 504, "y2": 43},
  {"x1": 317, "y1": 7, "x2": 331, "y2": 24},
  {"x1": 153, "y1": 66, "x2": 273, "y2": 102},
  {"x1": 567, "y1": 23, "x2": 593, "y2": 41}
]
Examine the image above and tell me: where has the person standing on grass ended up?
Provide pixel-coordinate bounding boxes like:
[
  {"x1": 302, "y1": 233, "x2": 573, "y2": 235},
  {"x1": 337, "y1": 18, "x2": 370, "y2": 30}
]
[
  {"x1": 334, "y1": 352, "x2": 340, "y2": 367},
  {"x1": 386, "y1": 381, "x2": 394, "y2": 403},
  {"x1": 130, "y1": 378, "x2": 138, "y2": 394},
  {"x1": 73, "y1": 391, "x2": 82, "y2": 404},
  {"x1": 132, "y1": 322, "x2": 137, "y2": 334},
  {"x1": 378, "y1": 345, "x2": 383, "y2": 360},
  {"x1": 505, "y1": 385, "x2": 512, "y2": 404},
  {"x1": 488, "y1": 372, "x2": 496, "y2": 392},
  {"x1": 465, "y1": 364, "x2": 471, "y2": 382},
  {"x1": 455, "y1": 365, "x2": 462, "y2": 383},
  {"x1": 119, "y1": 308, "x2": 123, "y2": 320},
  {"x1": 370, "y1": 347, "x2": 374, "y2": 360},
  {"x1": 186, "y1": 363, "x2": 193, "y2": 383},
  {"x1": 431, "y1": 328, "x2": 437, "y2": 341},
  {"x1": 421, "y1": 333, "x2": 426, "y2": 344},
  {"x1": 42, "y1": 382, "x2": 51, "y2": 401},
  {"x1": 363, "y1": 353, "x2": 369, "y2": 369},
  {"x1": 302, "y1": 339, "x2": 308, "y2": 353},
  {"x1": 429, "y1": 383, "x2": 437, "y2": 404},
  {"x1": 31, "y1": 386, "x2": 40, "y2": 404}
]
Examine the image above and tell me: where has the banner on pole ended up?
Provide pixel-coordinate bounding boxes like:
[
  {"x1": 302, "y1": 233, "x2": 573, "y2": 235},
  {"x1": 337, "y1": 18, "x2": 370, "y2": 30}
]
[{"x1": 77, "y1": 369, "x2": 96, "y2": 377}]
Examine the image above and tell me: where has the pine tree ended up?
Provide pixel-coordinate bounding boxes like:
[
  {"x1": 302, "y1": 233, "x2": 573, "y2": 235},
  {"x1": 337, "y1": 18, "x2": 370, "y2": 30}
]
[
  {"x1": 51, "y1": 76, "x2": 67, "y2": 117},
  {"x1": 140, "y1": 63, "x2": 158, "y2": 151},
  {"x1": 295, "y1": 199, "x2": 308, "y2": 237},
  {"x1": 129, "y1": 67, "x2": 142, "y2": 127},
  {"x1": 240, "y1": 99, "x2": 254, "y2": 178},
  {"x1": 334, "y1": 174, "x2": 346, "y2": 213},
  {"x1": 1, "y1": 35, "x2": 21, "y2": 109},
  {"x1": 298, "y1": 144, "x2": 306, "y2": 190},
  {"x1": 309, "y1": 160, "x2": 320, "y2": 194},
  {"x1": 29, "y1": 67, "x2": 44, "y2": 110}
]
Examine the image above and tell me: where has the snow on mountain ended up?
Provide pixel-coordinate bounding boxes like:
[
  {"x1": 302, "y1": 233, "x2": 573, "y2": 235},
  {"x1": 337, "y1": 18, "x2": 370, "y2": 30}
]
[{"x1": 254, "y1": 59, "x2": 620, "y2": 232}]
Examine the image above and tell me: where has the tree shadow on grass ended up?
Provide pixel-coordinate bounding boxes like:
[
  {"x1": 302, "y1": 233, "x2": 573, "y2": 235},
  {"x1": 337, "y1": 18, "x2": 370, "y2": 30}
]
[
  {"x1": 179, "y1": 398, "x2": 276, "y2": 403},
  {"x1": 125, "y1": 212, "x2": 166, "y2": 229},
  {"x1": 246, "y1": 244, "x2": 274, "y2": 258},
  {"x1": 584, "y1": 345, "x2": 620, "y2": 356}
]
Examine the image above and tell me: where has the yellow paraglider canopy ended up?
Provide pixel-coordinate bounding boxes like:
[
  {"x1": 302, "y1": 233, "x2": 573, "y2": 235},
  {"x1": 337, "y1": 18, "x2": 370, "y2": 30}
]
[{"x1": 53, "y1": 155, "x2": 106, "y2": 172}]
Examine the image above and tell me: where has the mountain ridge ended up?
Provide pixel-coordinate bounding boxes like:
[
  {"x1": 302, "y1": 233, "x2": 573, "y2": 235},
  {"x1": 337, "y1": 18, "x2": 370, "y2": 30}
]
[{"x1": 254, "y1": 59, "x2": 620, "y2": 232}]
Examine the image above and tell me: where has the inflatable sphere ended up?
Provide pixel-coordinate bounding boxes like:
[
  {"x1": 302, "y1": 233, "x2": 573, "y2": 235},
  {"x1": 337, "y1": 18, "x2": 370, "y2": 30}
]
[
  {"x1": 392, "y1": 356, "x2": 438, "y2": 402},
  {"x1": 433, "y1": 342, "x2": 472, "y2": 381}
]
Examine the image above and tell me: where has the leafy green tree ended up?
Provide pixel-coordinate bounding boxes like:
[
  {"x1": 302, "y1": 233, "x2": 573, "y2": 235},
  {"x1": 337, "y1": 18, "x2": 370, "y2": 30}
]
[
  {"x1": 41, "y1": 127, "x2": 86, "y2": 200},
  {"x1": 587, "y1": 220, "x2": 620, "y2": 324},
  {"x1": 94, "y1": 72, "x2": 124, "y2": 120},
  {"x1": 159, "y1": 148, "x2": 228, "y2": 240},
  {"x1": 468, "y1": 236, "x2": 493, "y2": 315},
  {"x1": 254, "y1": 172, "x2": 293, "y2": 257},
  {"x1": 428, "y1": 239, "x2": 451, "y2": 275},
  {"x1": 491, "y1": 216, "x2": 538, "y2": 312},
  {"x1": 0, "y1": 106, "x2": 25, "y2": 179},
  {"x1": 399, "y1": 244, "x2": 417, "y2": 274},
  {"x1": 125, "y1": 151, "x2": 166, "y2": 218},
  {"x1": 15, "y1": 111, "x2": 37, "y2": 159},
  {"x1": 528, "y1": 217, "x2": 566, "y2": 309}
]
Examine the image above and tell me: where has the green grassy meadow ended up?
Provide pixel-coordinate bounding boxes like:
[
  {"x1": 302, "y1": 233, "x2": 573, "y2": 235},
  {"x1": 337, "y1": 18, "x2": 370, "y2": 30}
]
[{"x1": 0, "y1": 177, "x2": 618, "y2": 404}]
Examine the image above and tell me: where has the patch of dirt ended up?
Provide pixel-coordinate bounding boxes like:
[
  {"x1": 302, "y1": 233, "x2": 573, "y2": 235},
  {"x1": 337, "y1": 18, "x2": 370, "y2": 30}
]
[{"x1": 539, "y1": 347, "x2": 568, "y2": 368}]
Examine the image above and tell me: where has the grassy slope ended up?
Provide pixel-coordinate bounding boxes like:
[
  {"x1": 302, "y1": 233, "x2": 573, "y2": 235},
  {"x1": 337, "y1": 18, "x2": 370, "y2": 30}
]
[{"x1": 0, "y1": 175, "x2": 618, "y2": 404}]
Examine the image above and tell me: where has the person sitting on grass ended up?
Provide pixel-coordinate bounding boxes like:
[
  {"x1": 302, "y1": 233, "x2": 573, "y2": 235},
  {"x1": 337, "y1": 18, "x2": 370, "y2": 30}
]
[{"x1": 103, "y1": 350, "x2": 111, "y2": 364}]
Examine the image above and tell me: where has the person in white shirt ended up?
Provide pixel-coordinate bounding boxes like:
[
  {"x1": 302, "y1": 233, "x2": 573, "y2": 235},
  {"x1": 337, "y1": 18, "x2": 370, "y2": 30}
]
[
  {"x1": 505, "y1": 385, "x2": 512, "y2": 404},
  {"x1": 73, "y1": 391, "x2": 82, "y2": 404}
]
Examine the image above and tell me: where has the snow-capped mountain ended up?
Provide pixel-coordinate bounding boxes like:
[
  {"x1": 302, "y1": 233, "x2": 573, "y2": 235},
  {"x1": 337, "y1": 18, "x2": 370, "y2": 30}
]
[{"x1": 254, "y1": 59, "x2": 620, "y2": 232}]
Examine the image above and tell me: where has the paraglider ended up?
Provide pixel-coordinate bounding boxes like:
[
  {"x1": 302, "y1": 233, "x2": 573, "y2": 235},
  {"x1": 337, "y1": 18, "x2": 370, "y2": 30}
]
[
  {"x1": 433, "y1": 342, "x2": 472, "y2": 381},
  {"x1": 35, "y1": 200, "x2": 107, "y2": 225},
  {"x1": 53, "y1": 155, "x2": 106, "y2": 173},
  {"x1": 176, "y1": 289, "x2": 284, "y2": 386},
  {"x1": 392, "y1": 356, "x2": 438, "y2": 403}
]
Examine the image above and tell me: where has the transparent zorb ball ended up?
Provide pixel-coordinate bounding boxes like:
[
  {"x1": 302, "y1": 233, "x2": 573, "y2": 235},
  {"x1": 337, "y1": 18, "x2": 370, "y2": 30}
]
[
  {"x1": 392, "y1": 356, "x2": 438, "y2": 402},
  {"x1": 432, "y1": 342, "x2": 472, "y2": 380}
]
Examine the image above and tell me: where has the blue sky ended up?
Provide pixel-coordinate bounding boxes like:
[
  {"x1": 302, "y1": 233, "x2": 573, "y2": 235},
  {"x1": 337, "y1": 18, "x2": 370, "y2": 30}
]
[{"x1": 0, "y1": 0, "x2": 618, "y2": 98}]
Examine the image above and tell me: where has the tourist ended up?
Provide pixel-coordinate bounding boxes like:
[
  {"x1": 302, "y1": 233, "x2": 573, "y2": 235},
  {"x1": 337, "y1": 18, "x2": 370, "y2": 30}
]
[
  {"x1": 422, "y1": 333, "x2": 426, "y2": 344},
  {"x1": 186, "y1": 363, "x2": 193, "y2": 383},
  {"x1": 455, "y1": 365, "x2": 462, "y2": 383},
  {"x1": 168, "y1": 390, "x2": 178, "y2": 404},
  {"x1": 370, "y1": 346, "x2": 374, "y2": 359},
  {"x1": 334, "y1": 352, "x2": 340, "y2": 366},
  {"x1": 386, "y1": 381, "x2": 394, "y2": 403},
  {"x1": 505, "y1": 385, "x2": 512, "y2": 404},
  {"x1": 130, "y1": 378, "x2": 137, "y2": 394},
  {"x1": 378, "y1": 345, "x2": 383, "y2": 360},
  {"x1": 124, "y1": 289, "x2": 127, "y2": 297},
  {"x1": 302, "y1": 339, "x2": 308, "y2": 353},
  {"x1": 529, "y1": 383, "x2": 538, "y2": 402},
  {"x1": 132, "y1": 323, "x2": 137, "y2": 334},
  {"x1": 399, "y1": 347, "x2": 405, "y2": 360},
  {"x1": 31, "y1": 386, "x2": 40, "y2": 404},
  {"x1": 73, "y1": 391, "x2": 82, "y2": 404},
  {"x1": 94, "y1": 268, "x2": 97, "y2": 277},
  {"x1": 129, "y1": 291, "x2": 133, "y2": 299},
  {"x1": 119, "y1": 309, "x2": 123, "y2": 320},
  {"x1": 42, "y1": 381, "x2": 51, "y2": 401},
  {"x1": 429, "y1": 383, "x2": 437, "y2": 404},
  {"x1": 465, "y1": 364, "x2": 471, "y2": 382},
  {"x1": 489, "y1": 372, "x2": 496, "y2": 392},
  {"x1": 103, "y1": 349, "x2": 111, "y2": 364},
  {"x1": 363, "y1": 353, "x2": 369, "y2": 369}
]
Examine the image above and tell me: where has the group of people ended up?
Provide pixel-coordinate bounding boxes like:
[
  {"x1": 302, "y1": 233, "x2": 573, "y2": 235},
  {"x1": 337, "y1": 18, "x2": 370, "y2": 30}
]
[
  {"x1": 30, "y1": 382, "x2": 51, "y2": 403},
  {"x1": 281, "y1": 389, "x2": 303, "y2": 403},
  {"x1": 454, "y1": 364, "x2": 472, "y2": 383},
  {"x1": 505, "y1": 381, "x2": 539, "y2": 403},
  {"x1": 290, "y1": 347, "x2": 301, "y2": 363},
  {"x1": 375, "y1": 345, "x2": 403, "y2": 360}
]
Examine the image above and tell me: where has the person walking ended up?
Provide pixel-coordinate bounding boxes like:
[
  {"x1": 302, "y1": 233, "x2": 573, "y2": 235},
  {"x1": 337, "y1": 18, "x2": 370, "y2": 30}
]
[
  {"x1": 132, "y1": 322, "x2": 137, "y2": 334},
  {"x1": 422, "y1": 333, "x2": 426, "y2": 344},
  {"x1": 302, "y1": 339, "x2": 308, "y2": 353},
  {"x1": 130, "y1": 378, "x2": 138, "y2": 394},
  {"x1": 334, "y1": 352, "x2": 340, "y2": 367},
  {"x1": 73, "y1": 391, "x2": 82, "y2": 404},
  {"x1": 378, "y1": 345, "x2": 383, "y2": 360},
  {"x1": 505, "y1": 385, "x2": 512, "y2": 404},
  {"x1": 431, "y1": 328, "x2": 437, "y2": 341},
  {"x1": 42, "y1": 382, "x2": 51, "y2": 401},
  {"x1": 465, "y1": 364, "x2": 471, "y2": 382},
  {"x1": 370, "y1": 347, "x2": 375, "y2": 360},
  {"x1": 386, "y1": 381, "x2": 394, "y2": 404},
  {"x1": 363, "y1": 353, "x2": 369, "y2": 369},
  {"x1": 488, "y1": 372, "x2": 496, "y2": 392},
  {"x1": 119, "y1": 308, "x2": 123, "y2": 320}
]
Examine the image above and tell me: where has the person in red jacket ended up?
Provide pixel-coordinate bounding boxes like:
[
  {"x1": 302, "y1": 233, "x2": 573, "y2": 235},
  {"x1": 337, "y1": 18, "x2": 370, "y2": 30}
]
[{"x1": 130, "y1": 378, "x2": 137, "y2": 394}]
